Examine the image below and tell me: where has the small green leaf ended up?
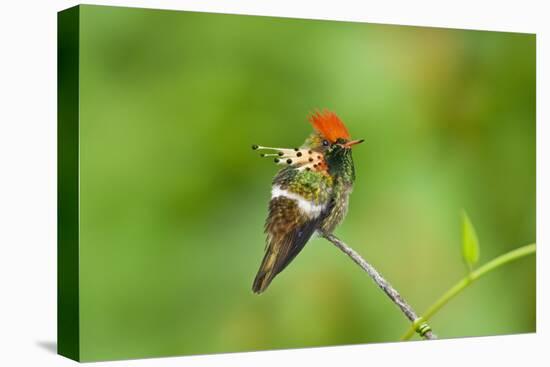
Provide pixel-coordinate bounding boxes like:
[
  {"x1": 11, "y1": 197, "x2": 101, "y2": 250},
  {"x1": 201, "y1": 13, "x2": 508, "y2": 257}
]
[{"x1": 461, "y1": 210, "x2": 480, "y2": 270}]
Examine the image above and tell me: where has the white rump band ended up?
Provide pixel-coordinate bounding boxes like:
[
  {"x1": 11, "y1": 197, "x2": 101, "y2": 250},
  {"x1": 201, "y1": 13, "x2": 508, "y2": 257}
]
[{"x1": 271, "y1": 185, "x2": 325, "y2": 219}]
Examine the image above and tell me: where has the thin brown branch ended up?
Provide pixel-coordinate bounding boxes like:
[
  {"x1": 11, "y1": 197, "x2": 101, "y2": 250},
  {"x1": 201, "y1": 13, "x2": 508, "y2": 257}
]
[{"x1": 321, "y1": 232, "x2": 437, "y2": 340}]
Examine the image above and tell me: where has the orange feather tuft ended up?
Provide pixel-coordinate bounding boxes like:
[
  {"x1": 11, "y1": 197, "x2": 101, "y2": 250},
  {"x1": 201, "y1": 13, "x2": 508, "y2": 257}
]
[{"x1": 308, "y1": 110, "x2": 350, "y2": 142}]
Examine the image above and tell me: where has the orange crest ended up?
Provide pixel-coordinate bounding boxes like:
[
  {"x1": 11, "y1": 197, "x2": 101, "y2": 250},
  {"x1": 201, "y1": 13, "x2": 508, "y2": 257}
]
[{"x1": 308, "y1": 110, "x2": 350, "y2": 143}]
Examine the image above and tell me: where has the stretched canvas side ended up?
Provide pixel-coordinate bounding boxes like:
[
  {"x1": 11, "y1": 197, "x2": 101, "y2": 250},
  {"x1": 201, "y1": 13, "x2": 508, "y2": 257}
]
[{"x1": 57, "y1": 5, "x2": 80, "y2": 362}]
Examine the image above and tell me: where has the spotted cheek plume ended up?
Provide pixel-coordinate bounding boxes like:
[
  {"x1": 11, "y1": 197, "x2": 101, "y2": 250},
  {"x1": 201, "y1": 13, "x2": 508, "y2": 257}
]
[{"x1": 251, "y1": 144, "x2": 327, "y2": 172}]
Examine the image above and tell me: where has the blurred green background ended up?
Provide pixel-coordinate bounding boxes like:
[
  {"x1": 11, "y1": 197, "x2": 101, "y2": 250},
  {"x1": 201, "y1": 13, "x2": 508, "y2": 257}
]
[{"x1": 76, "y1": 5, "x2": 535, "y2": 361}]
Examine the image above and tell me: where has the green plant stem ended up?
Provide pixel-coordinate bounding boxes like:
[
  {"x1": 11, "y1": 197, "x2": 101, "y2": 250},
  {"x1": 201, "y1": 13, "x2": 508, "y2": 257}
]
[{"x1": 401, "y1": 243, "x2": 536, "y2": 340}]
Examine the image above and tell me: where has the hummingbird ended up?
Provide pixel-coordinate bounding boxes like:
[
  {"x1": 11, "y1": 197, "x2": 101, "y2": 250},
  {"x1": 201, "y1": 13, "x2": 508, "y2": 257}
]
[{"x1": 251, "y1": 110, "x2": 364, "y2": 293}]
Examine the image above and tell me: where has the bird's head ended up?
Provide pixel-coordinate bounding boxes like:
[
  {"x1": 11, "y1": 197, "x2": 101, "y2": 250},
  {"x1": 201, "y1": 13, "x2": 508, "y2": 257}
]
[
  {"x1": 305, "y1": 109, "x2": 364, "y2": 153},
  {"x1": 304, "y1": 110, "x2": 363, "y2": 180},
  {"x1": 252, "y1": 110, "x2": 362, "y2": 175}
]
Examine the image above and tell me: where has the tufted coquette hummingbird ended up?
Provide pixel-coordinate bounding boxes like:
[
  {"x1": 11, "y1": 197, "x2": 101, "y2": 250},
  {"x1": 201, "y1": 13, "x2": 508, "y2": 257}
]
[{"x1": 251, "y1": 110, "x2": 364, "y2": 293}]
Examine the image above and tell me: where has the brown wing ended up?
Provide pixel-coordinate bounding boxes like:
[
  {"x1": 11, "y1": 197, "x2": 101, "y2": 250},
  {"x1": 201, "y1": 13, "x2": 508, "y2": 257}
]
[{"x1": 252, "y1": 196, "x2": 319, "y2": 293}]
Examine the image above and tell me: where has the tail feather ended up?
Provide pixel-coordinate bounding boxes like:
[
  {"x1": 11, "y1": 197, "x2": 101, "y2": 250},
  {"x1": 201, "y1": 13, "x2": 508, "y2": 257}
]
[
  {"x1": 252, "y1": 251, "x2": 277, "y2": 293},
  {"x1": 252, "y1": 196, "x2": 321, "y2": 294}
]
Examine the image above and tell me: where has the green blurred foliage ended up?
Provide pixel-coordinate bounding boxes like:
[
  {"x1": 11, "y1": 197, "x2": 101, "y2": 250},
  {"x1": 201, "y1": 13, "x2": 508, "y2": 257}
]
[
  {"x1": 461, "y1": 210, "x2": 480, "y2": 270},
  {"x1": 75, "y1": 5, "x2": 535, "y2": 361}
]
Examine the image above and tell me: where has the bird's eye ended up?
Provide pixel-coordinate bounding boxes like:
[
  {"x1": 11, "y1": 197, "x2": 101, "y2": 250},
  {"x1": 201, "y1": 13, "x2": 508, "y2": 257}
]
[{"x1": 322, "y1": 140, "x2": 329, "y2": 146}]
